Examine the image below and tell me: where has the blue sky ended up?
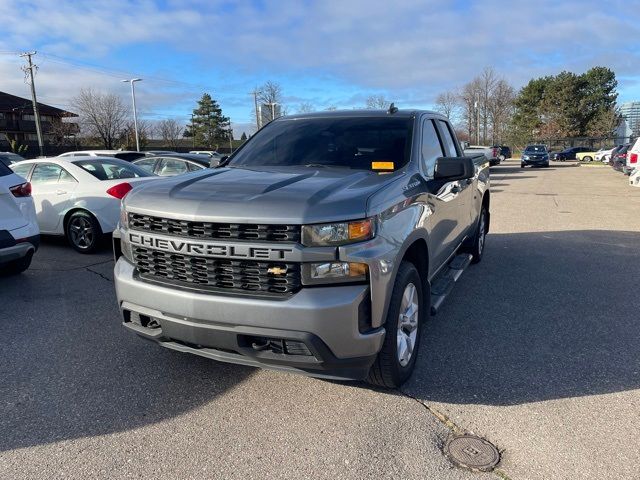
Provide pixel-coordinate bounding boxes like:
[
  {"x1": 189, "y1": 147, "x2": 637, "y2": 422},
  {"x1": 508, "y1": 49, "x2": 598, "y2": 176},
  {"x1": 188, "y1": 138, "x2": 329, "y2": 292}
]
[{"x1": 1, "y1": 0, "x2": 639, "y2": 137}]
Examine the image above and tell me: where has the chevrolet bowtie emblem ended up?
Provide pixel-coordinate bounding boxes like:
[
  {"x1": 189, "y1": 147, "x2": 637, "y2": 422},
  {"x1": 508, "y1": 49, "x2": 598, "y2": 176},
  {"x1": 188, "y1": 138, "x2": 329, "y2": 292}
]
[{"x1": 267, "y1": 266, "x2": 287, "y2": 275}]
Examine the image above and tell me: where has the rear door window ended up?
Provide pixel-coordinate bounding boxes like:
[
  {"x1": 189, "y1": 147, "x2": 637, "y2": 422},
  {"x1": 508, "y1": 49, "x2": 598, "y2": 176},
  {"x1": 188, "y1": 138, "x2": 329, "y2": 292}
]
[
  {"x1": 157, "y1": 158, "x2": 188, "y2": 176},
  {"x1": 31, "y1": 164, "x2": 76, "y2": 184},
  {"x1": 134, "y1": 158, "x2": 158, "y2": 173},
  {"x1": 437, "y1": 120, "x2": 459, "y2": 157}
]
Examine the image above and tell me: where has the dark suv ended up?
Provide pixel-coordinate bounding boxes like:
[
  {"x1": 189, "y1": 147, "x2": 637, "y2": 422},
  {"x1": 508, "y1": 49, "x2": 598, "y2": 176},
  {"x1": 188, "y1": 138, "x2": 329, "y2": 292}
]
[
  {"x1": 521, "y1": 145, "x2": 549, "y2": 168},
  {"x1": 553, "y1": 146, "x2": 591, "y2": 161},
  {"x1": 492, "y1": 145, "x2": 512, "y2": 161}
]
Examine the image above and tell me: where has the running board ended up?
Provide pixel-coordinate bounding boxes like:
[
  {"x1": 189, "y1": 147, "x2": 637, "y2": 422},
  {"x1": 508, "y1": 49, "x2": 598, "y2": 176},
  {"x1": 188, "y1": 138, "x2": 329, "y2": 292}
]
[{"x1": 430, "y1": 253, "x2": 473, "y2": 315}]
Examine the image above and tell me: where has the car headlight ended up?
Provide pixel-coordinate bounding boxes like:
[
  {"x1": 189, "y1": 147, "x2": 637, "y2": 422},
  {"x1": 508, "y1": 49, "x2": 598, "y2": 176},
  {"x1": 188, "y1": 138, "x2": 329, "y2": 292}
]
[
  {"x1": 119, "y1": 205, "x2": 129, "y2": 229},
  {"x1": 302, "y1": 262, "x2": 368, "y2": 285},
  {"x1": 522, "y1": 155, "x2": 529, "y2": 160},
  {"x1": 301, "y1": 218, "x2": 375, "y2": 246}
]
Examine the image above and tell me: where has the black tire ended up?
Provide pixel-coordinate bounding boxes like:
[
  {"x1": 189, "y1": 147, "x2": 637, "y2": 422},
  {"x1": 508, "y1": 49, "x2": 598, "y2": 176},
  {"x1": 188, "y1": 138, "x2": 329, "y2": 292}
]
[
  {"x1": 468, "y1": 204, "x2": 488, "y2": 264},
  {"x1": 520, "y1": 163, "x2": 525, "y2": 168},
  {"x1": 367, "y1": 262, "x2": 426, "y2": 388},
  {"x1": 65, "y1": 211, "x2": 103, "y2": 254},
  {"x1": 583, "y1": 156, "x2": 593, "y2": 162},
  {"x1": 2, "y1": 251, "x2": 33, "y2": 275}
]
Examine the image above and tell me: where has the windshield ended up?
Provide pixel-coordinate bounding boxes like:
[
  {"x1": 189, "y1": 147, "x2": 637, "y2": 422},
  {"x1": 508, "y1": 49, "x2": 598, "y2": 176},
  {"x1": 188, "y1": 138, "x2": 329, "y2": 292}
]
[
  {"x1": 73, "y1": 159, "x2": 153, "y2": 180},
  {"x1": 525, "y1": 146, "x2": 547, "y2": 153},
  {"x1": 229, "y1": 117, "x2": 413, "y2": 170}
]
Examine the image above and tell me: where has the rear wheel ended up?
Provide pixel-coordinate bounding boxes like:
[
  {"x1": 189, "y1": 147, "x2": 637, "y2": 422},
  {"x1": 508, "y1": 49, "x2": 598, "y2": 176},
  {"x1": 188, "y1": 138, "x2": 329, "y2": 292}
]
[
  {"x1": 66, "y1": 211, "x2": 103, "y2": 254},
  {"x1": 367, "y1": 262, "x2": 425, "y2": 388},
  {"x1": 583, "y1": 156, "x2": 593, "y2": 162}
]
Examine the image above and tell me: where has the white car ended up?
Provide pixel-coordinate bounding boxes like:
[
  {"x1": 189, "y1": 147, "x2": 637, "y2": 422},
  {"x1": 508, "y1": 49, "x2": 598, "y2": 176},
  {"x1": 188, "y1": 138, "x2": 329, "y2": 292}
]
[
  {"x1": 594, "y1": 147, "x2": 615, "y2": 163},
  {"x1": 0, "y1": 161, "x2": 39, "y2": 274},
  {"x1": 10, "y1": 157, "x2": 158, "y2": 253},
  {"x1": 630, "y1": 168, "x2": 640, "y2": 187},
  {"x1": 58, "y1": 150, "x2": 145, "y2": 162}
]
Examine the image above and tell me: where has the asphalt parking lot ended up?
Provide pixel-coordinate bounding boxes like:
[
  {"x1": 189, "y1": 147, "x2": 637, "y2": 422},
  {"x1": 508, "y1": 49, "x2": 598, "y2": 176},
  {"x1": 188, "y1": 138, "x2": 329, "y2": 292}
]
[{"x1": 1, "y1": 160, "x2": 639, "y2": 479}]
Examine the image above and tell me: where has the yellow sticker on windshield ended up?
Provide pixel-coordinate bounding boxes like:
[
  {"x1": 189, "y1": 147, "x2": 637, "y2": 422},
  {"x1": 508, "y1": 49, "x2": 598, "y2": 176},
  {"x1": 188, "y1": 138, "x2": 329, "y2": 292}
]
[{"x1": 372, "y1": 161, "x2": 394, "y2": 170}]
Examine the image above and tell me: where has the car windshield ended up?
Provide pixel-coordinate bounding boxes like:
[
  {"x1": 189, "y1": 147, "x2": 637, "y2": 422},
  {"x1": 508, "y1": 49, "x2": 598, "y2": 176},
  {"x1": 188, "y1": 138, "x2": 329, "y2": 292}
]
[
  {"x1": 525, "y1": 146, "x2": 546, "y2": 153},
  {"x1": 229, "y1": 117, "x2": 414, "y2": 170},
  {"x1": 73, "y1": 159, "x2": 153, "y2": 180}
]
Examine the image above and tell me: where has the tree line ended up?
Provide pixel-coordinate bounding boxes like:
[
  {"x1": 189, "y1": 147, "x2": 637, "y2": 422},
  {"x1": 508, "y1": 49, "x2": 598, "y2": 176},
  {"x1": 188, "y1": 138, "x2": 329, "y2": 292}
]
[{"x1": 434, "y1": 66, "x2": 622, "y2": 148}]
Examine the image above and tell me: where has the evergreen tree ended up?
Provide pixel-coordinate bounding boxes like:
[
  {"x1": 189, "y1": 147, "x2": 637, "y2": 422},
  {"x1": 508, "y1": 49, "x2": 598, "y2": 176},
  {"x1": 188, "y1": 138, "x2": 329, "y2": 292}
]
[
  {"x1": 240, "y1": 132, "x2": 248, "y2": 142},
  {"x1": 184, "y1": 93, "x2": 230, "y2": 149}
]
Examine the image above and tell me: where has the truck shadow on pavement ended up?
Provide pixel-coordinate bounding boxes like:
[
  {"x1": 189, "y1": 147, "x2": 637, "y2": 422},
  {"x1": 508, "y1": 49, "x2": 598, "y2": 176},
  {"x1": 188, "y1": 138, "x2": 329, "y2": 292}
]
[
  {"x1": 0, "y1": 269, "x2": 254, "y2": 452},
  {"x1": 405, "y1": 229, "x2": 640, "y2": 406}
]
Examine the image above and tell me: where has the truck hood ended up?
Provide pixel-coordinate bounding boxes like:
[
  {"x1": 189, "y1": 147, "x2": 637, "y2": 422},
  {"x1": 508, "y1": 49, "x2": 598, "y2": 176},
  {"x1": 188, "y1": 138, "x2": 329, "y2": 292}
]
[{"x1": 124, "y1": 166, "x2": 401, "y2": 224}]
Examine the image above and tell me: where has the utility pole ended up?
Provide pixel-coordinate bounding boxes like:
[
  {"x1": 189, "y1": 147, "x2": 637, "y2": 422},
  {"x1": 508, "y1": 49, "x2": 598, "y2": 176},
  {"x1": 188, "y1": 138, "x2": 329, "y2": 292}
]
[
  {"x1": 20, "y1": 51, "x2": 45, "y2": 157},
  {"x1": 228, "y1": 128, "x2": 233, "y2": 154},
  {"x1": 250, "y1": 89, "x2": 261, "y2": 130},
  {"x1": 475, "y1": 95, "x2": 480, "y2": 145},
  {"x1": 122, "y1": 78, "x2": 142, "y2": 151}
]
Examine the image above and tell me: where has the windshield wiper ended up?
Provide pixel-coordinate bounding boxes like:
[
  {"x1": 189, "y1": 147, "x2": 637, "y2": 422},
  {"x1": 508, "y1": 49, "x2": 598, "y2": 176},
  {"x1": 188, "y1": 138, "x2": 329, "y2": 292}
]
[{"x1": 304, "y1": 163, "x2": 348, "y2": 169}]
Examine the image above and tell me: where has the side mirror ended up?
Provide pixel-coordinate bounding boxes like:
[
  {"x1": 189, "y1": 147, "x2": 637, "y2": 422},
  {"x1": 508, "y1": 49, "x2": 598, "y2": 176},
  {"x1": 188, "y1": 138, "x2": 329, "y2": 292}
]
[{"x1": 434, "y1": 157, "x2": 475, "y2": 181}]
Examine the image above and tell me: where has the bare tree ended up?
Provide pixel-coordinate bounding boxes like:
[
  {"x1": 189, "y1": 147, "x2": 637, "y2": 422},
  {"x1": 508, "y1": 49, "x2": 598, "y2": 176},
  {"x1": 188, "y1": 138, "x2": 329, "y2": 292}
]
[
  {"x1": 48, "y1": 117, "x2": 78, "y2": 147},
  {"x1": 325, "y1": 105, "x2": 337, "y2": 111},
  {"x1": 479, "y1": 68, "x2": 499, "y2": 143},
  {"x1": 434, "y1": 90, "x2": 460, "y2": 121},
  {"x1": 157, "y1": 118, "x2": 184, "y2": 148},
  {"x1": 257, "y1": 81, "x2": 285, "y2": 123},
  {"x1": 73, "y1": 89, "x2": 129, "y2": 149},
  {"x1": 365, "y1": 95, "x2": 390, "y2": 109},
  {"x1": 119, "y1": 120, "x2": 152, "y2": 150},
  {"x1": 487, "y1": 80, "x2": 515, "y2": 144},
  {"x1": 460, "y1": 78, "x2": 482, "y2": 143},
  {"x1": 296, "y1": 102, "x2": 314, "y2": 113}
]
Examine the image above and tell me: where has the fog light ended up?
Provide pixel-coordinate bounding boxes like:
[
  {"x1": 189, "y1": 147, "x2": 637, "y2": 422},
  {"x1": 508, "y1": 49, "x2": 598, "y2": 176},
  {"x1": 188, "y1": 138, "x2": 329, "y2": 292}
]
[{"x1": 302, "y1": 262, "x2": 368, "y2": 285}]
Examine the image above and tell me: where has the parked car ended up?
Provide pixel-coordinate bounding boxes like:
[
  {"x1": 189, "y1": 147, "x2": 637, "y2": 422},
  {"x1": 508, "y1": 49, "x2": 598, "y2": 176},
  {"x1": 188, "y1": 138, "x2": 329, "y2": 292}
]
[
  {"x1": 611, "y1": 144, "x2": 630, "y2": 173},
  {"x1": 576, "y1": 150, "x2": 599, "y2": 162},
  {"x1": 133, "y1": 153, "x2": 211, "y2": 176},
  {"x1": 189, "y1": 150, "x2": 222, "y2": 158},
  {"x1": 0, "y1": 152, "x2": 26, "y2": 167},
  {"x1": 553, "y1": 146, "x2": 591, "y2": 161},
  {"x1": 10, "y1": 157, "x2": 158, "y2": 253},
  {"x1": 604, "y1": 145, "x2": 625, "y2": 166},
  {"x1": 595, "y1": 146, "x2": 618, "y2": 163},
  {"x1": 463, "y1": 144, "x2": 501, "y2": 165},
  {"x1": 626, "y1": 137, "x2": 639, "y2": 174},
  {"x1": 58, "y1": 150, "x2": 145, "y2": 162},
  {"x1": 0, "y1": 160, "x2": 39, "y2": 274},
  {"x1": 142, "y1": 150, "x2": 178, "y2": 156},
  {"x1": 521, "y1": 145, "x2": 550, "y2": 168},
  {"x1": 492, "y1": 145, "x2": 511, "y2": 161}
]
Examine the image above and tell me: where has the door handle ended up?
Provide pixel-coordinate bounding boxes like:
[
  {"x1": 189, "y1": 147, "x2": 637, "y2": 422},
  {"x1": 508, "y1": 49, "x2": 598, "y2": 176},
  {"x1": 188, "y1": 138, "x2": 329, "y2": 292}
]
[{"x1": 56, "y1": 189, "x2": 67, "y2": 195}]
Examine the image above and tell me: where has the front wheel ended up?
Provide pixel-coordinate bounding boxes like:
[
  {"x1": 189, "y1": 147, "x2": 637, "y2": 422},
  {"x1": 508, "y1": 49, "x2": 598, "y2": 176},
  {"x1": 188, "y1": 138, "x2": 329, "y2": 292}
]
[
  {"x1": 66, "y1": 211, "x2": 103, "y2": 254},
  {"x1": 467, "y1": 205, "x2": 488, "y2": 264},
  {"x1": 367, "y1": 262, "x2": 425, "y2": 388},
  {"x1": 583, "y1": 156, "x2": 593, "y2": 162}
]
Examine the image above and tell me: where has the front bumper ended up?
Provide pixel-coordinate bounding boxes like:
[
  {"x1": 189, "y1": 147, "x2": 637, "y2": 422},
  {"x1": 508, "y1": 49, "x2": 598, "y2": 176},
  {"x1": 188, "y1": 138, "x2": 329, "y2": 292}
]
[
  {"x1": 522, "y1": 157, "x2": 549, "y2": 166},
  {"x1": 114, "y1": 257, "x2": 384, "y2": 380}
]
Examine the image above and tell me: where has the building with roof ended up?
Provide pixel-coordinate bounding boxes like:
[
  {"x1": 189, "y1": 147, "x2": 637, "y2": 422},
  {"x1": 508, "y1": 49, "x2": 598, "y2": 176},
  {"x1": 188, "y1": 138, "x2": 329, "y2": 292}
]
[{"x1": 0, "y1": 91, "x2": 78, "y2": 154}]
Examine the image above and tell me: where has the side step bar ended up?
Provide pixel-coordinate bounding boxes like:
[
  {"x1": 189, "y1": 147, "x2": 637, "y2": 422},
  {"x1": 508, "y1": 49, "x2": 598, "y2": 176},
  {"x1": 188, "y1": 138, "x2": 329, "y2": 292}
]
[{"x1": 430, "y1": 253, "x2": 473, "y2": 315}]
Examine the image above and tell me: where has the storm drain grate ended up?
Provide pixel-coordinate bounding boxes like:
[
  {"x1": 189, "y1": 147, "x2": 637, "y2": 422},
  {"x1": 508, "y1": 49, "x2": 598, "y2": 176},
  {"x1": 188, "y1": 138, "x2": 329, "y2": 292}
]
[{"x1": 444, "y1": 435, "x2": 500, "y2": 472}]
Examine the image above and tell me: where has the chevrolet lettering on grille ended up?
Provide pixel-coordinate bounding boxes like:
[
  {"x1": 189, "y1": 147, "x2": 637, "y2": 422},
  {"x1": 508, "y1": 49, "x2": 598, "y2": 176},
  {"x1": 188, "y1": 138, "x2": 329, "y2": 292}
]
[{"x1": 128, "y1": 233, "x2": 295, "y2": 260}]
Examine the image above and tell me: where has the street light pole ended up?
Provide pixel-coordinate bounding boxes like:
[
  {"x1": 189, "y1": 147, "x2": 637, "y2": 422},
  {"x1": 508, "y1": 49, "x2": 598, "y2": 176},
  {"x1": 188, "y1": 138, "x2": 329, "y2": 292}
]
[{"x1": 122, "y1": 78, "x2": 142, "y2": 151}]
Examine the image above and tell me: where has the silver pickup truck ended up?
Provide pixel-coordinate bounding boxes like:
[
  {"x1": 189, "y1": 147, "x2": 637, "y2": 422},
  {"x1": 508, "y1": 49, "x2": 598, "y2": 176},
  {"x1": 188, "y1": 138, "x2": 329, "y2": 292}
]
[
  {"x1": 113, "y1": 109, "x2": 490, "y2": 387},
  {"x1": 464, "y1": 144, "x2": 501, "y2": 166}
]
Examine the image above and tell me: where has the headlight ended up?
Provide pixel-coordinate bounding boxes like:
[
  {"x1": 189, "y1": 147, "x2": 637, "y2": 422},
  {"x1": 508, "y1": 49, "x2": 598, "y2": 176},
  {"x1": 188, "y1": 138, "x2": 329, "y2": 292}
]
[
  {"x1": 522, "y1": 155, "x2": 529, "y2": 160},
  {"x1": 302, "y1": 262, "x2": 368, "y2": 285},
  {"x1": 119, "y1": 206, "x2": 129, "y2": 229},
  {"x1": 301, "y1": 218, "x2": 374, "y2": 246}
]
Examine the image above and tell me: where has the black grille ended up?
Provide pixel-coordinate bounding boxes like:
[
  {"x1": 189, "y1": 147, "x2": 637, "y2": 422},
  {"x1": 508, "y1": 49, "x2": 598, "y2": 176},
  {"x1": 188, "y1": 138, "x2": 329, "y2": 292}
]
[
  {"x1": 129, "y1": 213, "x2": 300, "y2": 243},
  {"x1": 133, "y1": 247, "x2": 301, "y2": 296}
]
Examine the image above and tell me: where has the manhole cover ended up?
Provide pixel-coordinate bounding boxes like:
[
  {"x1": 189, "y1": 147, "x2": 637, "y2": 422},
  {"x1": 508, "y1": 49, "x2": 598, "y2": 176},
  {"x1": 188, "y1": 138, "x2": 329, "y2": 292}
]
[{"x1": 444, "y1": 435, "x2": 500, "y2": 472}]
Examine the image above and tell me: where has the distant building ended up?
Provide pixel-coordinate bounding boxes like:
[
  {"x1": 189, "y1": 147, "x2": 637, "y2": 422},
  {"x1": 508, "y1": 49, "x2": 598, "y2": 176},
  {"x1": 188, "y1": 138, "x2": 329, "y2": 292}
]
[
  {"x1": 0, "y1": 91, "x2": 78, "y2": 151},
  {"x1": 620, "y1": 101, "x2": 640, "y2": 137}
]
